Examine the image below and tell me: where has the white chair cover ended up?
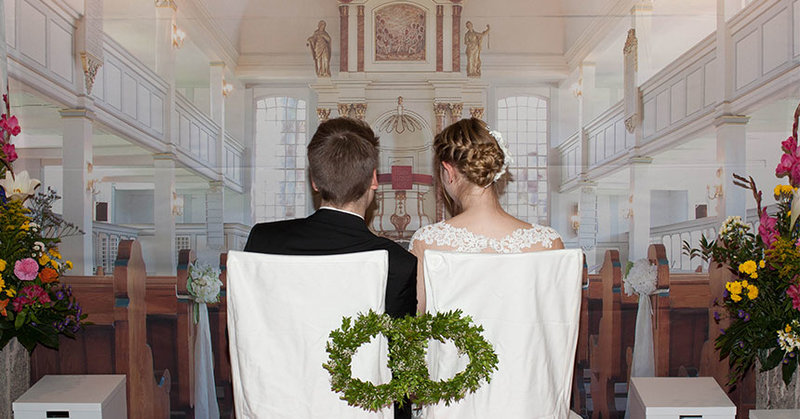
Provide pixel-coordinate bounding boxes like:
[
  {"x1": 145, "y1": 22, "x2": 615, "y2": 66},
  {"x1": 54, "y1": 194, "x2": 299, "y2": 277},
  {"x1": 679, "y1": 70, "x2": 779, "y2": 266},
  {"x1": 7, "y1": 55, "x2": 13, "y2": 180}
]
[
  {"x1": 227, "y1": 250, "x2": 394, "y2": 419},
  {"x1": 421, "y1": 249, "x2": 583, "y2": 419}
]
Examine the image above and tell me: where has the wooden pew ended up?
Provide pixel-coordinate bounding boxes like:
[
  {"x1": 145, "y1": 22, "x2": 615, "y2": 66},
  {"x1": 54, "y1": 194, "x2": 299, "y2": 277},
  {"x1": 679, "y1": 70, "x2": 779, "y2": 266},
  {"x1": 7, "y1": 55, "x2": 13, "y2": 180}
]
[
  {"x1": 30, "y1": 240, "x2": 171, "y2": 419},
  {"x1": 572, "y1": 254, "x2": 601, "y2": 416},
  {"x1": 589, "y1": 249, "x2": 638, "y2": 419},
  {"x1": 145, "y1": 249, "x2": 196, "y2": 417}
]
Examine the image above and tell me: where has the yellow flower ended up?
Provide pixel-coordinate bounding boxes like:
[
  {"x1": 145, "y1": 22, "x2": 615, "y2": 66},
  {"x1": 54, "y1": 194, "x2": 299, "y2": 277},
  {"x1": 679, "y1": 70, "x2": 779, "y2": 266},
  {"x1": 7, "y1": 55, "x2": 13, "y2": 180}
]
[
  {"x1": 0, "y1": 259, "x2": 5, "y2": 271},
  {"x1": 775, "y1": 185, "x2": 782, "y2": 196},
  {"x1": 787, "y1": 324, "x2": 793, "y2": 333},
  {"x1": 738, "y1": 261, "x2": 758, "y2": 275},
  {"x1": 776, "y1": 185, "x2": 795, "y2": 196},
  {"x1": 64, "y1": 260, "x2": 73, "y2": 270},
  {"x1": 38, "y1": 254, "x2": 50, "y2": 266},
  {"x1": 741, "y1": 280, "x2": 749, "y2": 288},
  {"x1": 759, "y1": 260, "x2": 766, "y2": 269},
  {"x1": 726, "y1": 281, "x2": 743, "y2": 295},
  {"x1": 19, "y1": 222, "x2": 30, "y2": 231},
  {"x1": 747, "y1": 285, "x2": 759, "y2": 300},
  {"x1": 48, "y1": 248, "x2": 62, "y2": 259},
  {"x1": 731, "y1": 293, "x2": 743, "y2": 302},
  {"x1": 5, "y1": 288, "x2": 15, "y2": 297}
]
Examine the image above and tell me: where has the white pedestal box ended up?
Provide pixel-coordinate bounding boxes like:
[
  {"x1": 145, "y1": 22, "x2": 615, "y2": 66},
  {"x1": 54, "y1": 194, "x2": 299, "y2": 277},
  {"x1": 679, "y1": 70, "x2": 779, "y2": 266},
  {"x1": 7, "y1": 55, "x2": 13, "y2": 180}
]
[
  {"x1": 628, "y1": 377, "x2": 736, "y2": 419},
  {"x1": 749, "y1": 410, "x2": 800, "y2": 419},
  {"x1": 13, "y1": 375, "x2": 127, "y2": 419}
]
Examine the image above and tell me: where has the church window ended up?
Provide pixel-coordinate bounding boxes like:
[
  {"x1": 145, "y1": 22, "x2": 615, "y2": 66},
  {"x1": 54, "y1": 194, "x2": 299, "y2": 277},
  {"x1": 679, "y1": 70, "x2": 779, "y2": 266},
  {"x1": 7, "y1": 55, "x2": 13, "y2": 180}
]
[
  {"x1": 496, "y1": 96, "x2": 549, "y2": 225},
  {"x1": 255, "y1": 96, "x2": 308, "y2": 222}
]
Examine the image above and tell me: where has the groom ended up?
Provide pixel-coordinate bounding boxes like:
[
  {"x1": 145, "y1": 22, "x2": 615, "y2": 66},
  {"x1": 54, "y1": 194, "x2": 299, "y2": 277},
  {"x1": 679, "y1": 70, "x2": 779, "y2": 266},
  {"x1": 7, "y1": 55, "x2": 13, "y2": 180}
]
[{"x1": 243, "y1": 117, "x2": 416, "y2": 418}]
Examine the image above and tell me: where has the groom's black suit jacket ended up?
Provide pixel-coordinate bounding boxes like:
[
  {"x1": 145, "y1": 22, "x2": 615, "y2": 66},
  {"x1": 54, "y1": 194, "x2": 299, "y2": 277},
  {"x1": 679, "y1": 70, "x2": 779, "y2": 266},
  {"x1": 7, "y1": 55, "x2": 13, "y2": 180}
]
[
  {"x1": 243, "y1": 208, "x2": 417, "y2": 320},
  {"x1": 244, "y1": 209, "x2": 417, "y2": 419}
]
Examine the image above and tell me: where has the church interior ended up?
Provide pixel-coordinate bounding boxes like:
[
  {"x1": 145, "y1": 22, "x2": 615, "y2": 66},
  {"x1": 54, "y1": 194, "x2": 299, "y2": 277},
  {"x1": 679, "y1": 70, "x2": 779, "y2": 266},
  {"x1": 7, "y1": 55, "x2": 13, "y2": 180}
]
[{"x1": 1, "y1": 0, "x2": 799, "y2": 417}]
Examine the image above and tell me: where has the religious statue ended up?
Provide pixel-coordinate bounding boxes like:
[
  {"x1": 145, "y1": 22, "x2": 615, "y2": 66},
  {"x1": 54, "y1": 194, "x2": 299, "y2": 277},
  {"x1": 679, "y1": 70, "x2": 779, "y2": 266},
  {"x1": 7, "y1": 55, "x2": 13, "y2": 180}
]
[
  {"x1": 465, "y1": 21, "x2": 490, "y2": 77},
  {"x1": 307, "y1": 20, "x2": 331, "y2": 77}
]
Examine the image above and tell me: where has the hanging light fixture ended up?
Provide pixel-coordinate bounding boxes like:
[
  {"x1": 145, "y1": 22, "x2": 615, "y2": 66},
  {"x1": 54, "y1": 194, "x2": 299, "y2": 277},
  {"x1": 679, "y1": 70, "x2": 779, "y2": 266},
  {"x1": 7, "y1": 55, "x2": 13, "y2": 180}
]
[
  {"x1": 222, "y1": 80, "x2": 234, "y2": 97},
  {"x1": 172, "y1": 24, "x2": 186, "y2": 48}
]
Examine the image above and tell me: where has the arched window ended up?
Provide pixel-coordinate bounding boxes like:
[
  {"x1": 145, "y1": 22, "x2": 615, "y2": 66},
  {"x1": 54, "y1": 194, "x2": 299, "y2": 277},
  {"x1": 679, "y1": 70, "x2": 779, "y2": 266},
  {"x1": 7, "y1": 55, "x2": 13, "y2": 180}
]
[
  {"x1": 254, "y1": 97, "x2": 308, "y2": 222},
  {"x1": 496, "y1": 96, "x2": 549, "y2": 225}
]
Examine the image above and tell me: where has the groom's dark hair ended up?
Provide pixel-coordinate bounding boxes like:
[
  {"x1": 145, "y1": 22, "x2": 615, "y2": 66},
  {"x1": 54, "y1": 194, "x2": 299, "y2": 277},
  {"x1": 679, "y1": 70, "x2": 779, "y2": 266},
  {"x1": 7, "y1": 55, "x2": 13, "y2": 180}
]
[{"x1": 307, "y1": 117, "x2": 379, "y2": 206}]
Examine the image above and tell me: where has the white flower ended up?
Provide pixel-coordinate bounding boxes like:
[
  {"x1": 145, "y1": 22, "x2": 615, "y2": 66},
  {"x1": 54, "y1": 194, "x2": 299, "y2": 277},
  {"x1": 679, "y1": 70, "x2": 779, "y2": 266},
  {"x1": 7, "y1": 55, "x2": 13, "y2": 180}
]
[
  {"x1": 623, "y1": 259, "x2": 658, "y2": 296},
  {"x1": 187, "y1": 262, "x2": 222, "y2": 303},
  {"x1": 488, "y1": 130, "x2": 513, "y2": 185},
  {"x1": 719, "y1": 216, "x2": 749, "y2": 237},
  {"x1": 0, "y1": 170, "x2": 40, "y2": 202}
]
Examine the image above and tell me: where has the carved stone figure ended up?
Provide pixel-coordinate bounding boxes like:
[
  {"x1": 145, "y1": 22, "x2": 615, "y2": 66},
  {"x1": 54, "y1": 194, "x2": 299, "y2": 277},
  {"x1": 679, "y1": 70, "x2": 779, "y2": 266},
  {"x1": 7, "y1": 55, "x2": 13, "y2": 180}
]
[
  {"x1": 307, "y1": 20, "x2": 331, "y2": 77},
  {"x1": 464, "y1": 21, "x2": 489, "y2": 77}
]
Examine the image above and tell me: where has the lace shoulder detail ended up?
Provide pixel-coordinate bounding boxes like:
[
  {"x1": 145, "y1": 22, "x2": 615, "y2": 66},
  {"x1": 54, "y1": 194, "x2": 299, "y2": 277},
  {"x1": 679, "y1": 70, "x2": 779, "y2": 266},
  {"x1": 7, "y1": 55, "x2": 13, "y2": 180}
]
[{"x1": 409, "y1": 222, "x2": 561, "y2": 253}]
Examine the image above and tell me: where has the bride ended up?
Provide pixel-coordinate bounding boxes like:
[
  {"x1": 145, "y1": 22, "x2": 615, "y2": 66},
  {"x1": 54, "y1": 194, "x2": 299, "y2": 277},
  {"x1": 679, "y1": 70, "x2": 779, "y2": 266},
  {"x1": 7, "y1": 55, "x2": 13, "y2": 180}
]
[{"x1": 409, "y1": 117, "x2": 564, "y2": 313}]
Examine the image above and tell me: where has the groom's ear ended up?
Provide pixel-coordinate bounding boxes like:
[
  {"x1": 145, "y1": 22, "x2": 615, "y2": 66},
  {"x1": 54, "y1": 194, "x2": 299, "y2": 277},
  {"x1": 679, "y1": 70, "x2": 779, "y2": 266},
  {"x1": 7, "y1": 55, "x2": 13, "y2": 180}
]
[
  {"x1": 370, "y1": 170, "x2": 378, "y2": 190},
  {"x1": 311, "y1": 180, "x2": 319, "y2": 192}
]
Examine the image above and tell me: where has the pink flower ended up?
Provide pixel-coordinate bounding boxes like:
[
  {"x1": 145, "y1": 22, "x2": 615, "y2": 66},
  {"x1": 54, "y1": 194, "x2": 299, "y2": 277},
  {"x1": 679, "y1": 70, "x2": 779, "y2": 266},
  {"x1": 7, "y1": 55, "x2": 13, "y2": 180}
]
[
  {"x1": 23, "y1": 285, "x2": 50, "y2": 304},
  {"x1": 776, "y1": 136, "x2": 800, "y2": 186},
  {"x1": 11, "y1": 296, "x2": 31, "y2": 312},
  {"x1": 2, "y1": 143, "x2": 16, "y2": 163},
  {"x1": 1, "y1": 114, "x2": 21, "y2": 136},
  {"x1": 789, "y1": 284, "x2": 800, "y2": 311},
  {"x1": 759, "y1": 212, "x2": 779, "y2": 248},
  {"x1": 14, "y1": 258, "x2": 39, "y2": 281}
]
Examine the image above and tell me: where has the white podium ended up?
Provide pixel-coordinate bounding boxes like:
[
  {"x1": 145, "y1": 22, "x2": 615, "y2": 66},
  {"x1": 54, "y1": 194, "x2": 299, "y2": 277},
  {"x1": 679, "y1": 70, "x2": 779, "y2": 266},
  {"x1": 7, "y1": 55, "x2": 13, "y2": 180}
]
[
  {"x1": 749, "y1": 410, "x2": 800, "y2": 419},
  {"x1": 13, "y1": 375, "x2": 127, "y2": 419},
  {"x1": 628, "y1": 377, "x2": 736, "y2": 419}
]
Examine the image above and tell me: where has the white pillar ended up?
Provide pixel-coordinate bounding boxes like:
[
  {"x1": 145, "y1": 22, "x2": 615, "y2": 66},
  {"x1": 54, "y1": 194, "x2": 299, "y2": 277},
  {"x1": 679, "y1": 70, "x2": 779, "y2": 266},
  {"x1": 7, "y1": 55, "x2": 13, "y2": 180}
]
[
  {"x1": 155, "y1": 2, "x2": 177, "y2": 145},
  {"x1": 629, "y1": 156, "x2": 653, "y2": 260},
  {"x1": 579, "y1": 182, "x2": 599, "y2": 266},
  {"x1": 631, "y1": 1, "x2": 653, "y2": 81},
  {"x1": 715, "y1": 115, "x2": 749, "y2": 219},
  {"x1": 243, "y1": 87, "x2": 255, "y2": 226},
  {"x1": 153, "y1": 153, "x2": 177, "y2": 275},
  {"x1": 716, "y1": 0, "x2": 736, "y2": 108},
  {"x1": 60, "y1": 109, "x2": 94, "y2": 275},
  {"x1": 206, "y1": 180, "x2": 224, "y2": 250}
]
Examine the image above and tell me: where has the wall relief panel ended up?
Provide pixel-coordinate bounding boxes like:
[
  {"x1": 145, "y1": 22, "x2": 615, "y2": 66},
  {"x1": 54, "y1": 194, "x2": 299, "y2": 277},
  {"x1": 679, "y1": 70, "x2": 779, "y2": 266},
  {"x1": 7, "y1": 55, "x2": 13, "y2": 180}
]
[{"x1": 375, "y1": 4, "x2": 426, "y2": 61}]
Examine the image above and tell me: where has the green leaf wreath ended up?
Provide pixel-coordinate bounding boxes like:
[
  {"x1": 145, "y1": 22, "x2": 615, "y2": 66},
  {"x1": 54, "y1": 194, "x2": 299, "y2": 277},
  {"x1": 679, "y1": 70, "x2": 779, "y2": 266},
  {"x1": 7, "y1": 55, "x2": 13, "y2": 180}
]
[{"x1": 323, "y1": 309, "x2": 499, "y2": 411}]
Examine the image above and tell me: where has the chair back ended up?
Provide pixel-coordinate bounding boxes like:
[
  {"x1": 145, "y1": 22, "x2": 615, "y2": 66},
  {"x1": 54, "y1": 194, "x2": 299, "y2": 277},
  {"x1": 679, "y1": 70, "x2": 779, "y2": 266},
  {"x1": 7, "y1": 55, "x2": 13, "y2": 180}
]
[
  {"x1": 226, "y1": 250, "x2": 393, "y2": 418},
  {"x1": 422, "y1": 249, "x2": 583, "y2": 418}
]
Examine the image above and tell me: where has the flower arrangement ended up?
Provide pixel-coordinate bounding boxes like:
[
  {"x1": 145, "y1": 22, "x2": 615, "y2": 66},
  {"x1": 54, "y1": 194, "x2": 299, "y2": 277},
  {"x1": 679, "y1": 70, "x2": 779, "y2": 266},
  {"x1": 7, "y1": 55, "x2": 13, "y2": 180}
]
[
  {"x1": 623, "y1": 259, "x2": 658, "y2": 297},
  {"x1": 688, "y1": 103, "x2": 800, "y2": 385},
  {"x1": 0, "y1": 93, "x2": 86, "y2": 352},
  {"x1": 186, "y1": 262, "x2": 222, "y2": 321}
]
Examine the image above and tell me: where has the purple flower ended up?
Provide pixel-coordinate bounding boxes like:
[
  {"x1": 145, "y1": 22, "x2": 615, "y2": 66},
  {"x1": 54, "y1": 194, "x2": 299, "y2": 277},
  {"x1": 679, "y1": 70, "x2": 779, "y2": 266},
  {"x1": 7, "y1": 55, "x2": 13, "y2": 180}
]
[
  {"x1": 738, "y1": 341, "x2": 745, "y2": 349},
  {"x1": 14, "y1": 258, "x2": 39, "y2": 281},
  {"x1": 55, "y1": 291, "x2": 65, "y2": 301},
  {"x1": 723, "y1": 290, "x2": 730, "y2": 298},
  {"x1": 738, "y1": 309, "x2": 745, "y2": 318},
  {"x1": 720, "y1": 328, "x2": 726, "y2": 335},
  {"x1": 713, "y1": 311, "x2": 721, "y2": 322},
  {"x1": 743, "y1": 312, "x2": 750, "y2": 322}
]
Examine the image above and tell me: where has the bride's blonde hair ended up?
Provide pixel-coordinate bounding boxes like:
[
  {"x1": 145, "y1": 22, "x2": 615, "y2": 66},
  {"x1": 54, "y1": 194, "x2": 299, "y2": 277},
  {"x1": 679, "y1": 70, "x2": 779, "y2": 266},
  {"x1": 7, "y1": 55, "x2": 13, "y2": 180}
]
[{"x1": 434, "y1": 117, "x2": 505, "y2": 188}]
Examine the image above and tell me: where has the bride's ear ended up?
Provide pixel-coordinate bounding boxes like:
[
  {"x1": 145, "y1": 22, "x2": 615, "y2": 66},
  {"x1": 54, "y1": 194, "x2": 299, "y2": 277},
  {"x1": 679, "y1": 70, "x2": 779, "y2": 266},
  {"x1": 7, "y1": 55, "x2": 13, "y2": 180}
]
[{"x1": 441, "y1": 162, "x2": 457, "y2": 184}]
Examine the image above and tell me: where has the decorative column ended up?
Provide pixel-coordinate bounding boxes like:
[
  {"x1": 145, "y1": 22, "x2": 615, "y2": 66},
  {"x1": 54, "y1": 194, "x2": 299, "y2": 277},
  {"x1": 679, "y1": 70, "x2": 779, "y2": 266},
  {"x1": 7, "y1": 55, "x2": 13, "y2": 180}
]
[
  {"x1": 448, "y1": 103, "x2": 463, "y2": 124},
  {"x1": 210, "y1": 62, "x2": 226, "y2": 169},
  {"x1": 715, "y1": 115, "x2": 748, "y2": 219},
  {"x1": 352, "y1": 103, "x2": 367, "y2": 120},
  {"x1": 357, "y1": 6, "x2": 365, "y2": 72},
  {"x1": 434, "y1": 103, "x2": 449, "y2": 133},
  {"x1": 628, "y1": 156, "x2": 653, "y2": 261},
  {"x1": 339, "y1": 4, "x2": 349, "y2": 72},
  {"x1": 206, "y1": 180, "x2": 224, "y2": 250},
  {"x1": 317, "y1": 108, "x2": 331, "y2": 122},
  {"x1": 77, "y1": 0, "x2": 103, "y2": 96},
  {"x1": 338, "y1": 103, "x2": 351, "y2": 118},
  {"x1": 469, "y1": 107, "x2": 485, "y2": 120},
  {"x1": 60, "y1": 109, "x2": 94, "y2": 275},
  {"x1": 153, "y1": 153, "x2": 177, "y2": 275},
  {"x1": 452, "y1": 4, "x2": 462, "y2": 73},
  {"x1": 436, "y1": 5, "x2": 444, "y2": 72},
  {"x1": 623, "y1": 29, "x2": 640, "y2": 134}
]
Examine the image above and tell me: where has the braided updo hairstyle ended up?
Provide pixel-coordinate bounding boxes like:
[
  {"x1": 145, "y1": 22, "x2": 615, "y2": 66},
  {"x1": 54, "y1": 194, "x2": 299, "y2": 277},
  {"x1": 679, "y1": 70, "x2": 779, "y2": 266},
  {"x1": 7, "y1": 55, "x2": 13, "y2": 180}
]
[{"x1": 434, "y1": 117, "x2": 505, "y2": 188}]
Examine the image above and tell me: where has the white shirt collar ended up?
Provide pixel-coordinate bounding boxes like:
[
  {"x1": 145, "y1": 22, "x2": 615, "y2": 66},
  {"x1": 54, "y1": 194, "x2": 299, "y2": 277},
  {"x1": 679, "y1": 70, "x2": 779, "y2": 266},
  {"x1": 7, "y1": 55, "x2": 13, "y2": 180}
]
[{"x1": 319, "y1": 206, "x2": 365, "y2": 220}]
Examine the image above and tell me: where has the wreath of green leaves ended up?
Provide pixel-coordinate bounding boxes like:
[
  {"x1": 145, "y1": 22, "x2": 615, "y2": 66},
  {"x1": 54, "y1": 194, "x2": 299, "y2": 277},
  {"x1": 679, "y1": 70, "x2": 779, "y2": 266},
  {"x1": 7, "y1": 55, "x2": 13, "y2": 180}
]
[{"x1": 323, "y1": 309, "x2": 499, "y2": 411}]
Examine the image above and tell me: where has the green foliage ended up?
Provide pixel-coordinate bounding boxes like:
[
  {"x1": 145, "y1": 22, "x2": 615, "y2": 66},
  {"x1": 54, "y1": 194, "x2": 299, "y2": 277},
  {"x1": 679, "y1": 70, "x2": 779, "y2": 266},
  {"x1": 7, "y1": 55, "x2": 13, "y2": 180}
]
[{"x1": 323, "y1": 310, "x2": 499, "y2": 411}]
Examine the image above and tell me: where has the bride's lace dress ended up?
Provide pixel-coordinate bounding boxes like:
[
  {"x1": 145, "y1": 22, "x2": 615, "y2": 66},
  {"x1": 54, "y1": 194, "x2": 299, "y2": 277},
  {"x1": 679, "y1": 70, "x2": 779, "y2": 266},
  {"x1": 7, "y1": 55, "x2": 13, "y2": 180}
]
[{"x1": 409, "y1": 221, "x2": 561, "y2": 253}]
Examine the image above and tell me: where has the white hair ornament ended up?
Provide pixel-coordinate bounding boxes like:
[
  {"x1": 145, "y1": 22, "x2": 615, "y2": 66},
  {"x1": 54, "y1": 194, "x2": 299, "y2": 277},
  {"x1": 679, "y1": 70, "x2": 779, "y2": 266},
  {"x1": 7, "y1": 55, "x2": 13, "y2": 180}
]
[{"x1": 486, "y1": 129, "x2": 513, "y2": 187}]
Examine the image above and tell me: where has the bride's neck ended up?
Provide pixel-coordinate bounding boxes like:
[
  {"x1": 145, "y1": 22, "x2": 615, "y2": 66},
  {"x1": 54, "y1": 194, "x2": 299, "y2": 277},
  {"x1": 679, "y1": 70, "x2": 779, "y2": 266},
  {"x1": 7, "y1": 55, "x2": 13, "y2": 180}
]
[{"x1": 456, "y1": 184, "x2": 502, "y2": 214}]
